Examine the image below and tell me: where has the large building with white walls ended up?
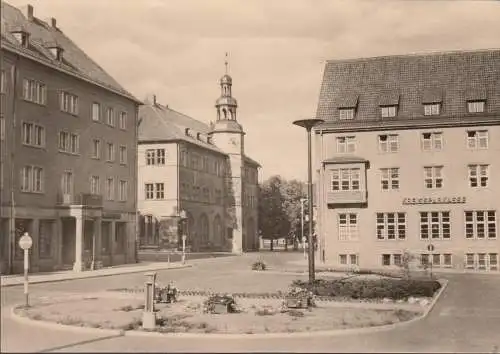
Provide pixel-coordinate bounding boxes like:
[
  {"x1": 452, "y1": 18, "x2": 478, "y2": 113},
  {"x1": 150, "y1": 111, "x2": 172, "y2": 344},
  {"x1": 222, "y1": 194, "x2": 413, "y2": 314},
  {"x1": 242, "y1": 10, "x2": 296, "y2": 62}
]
[{"x1": 137, "y1": 69, "x2": 260, "y2": 253}]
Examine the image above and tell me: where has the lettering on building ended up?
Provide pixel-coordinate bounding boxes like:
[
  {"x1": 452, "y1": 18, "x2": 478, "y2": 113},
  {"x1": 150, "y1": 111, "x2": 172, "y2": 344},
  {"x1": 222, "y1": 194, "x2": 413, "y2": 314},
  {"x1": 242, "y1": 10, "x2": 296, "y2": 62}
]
[{"x1": 402, "y1": 196, "x2": 466, "y2": 205}]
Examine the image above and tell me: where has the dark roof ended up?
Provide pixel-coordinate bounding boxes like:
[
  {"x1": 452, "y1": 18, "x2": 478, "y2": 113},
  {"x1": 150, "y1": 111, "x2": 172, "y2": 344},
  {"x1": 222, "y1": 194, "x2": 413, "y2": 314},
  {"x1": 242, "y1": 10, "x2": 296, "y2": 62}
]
[
  {"x1": 322, "y1": 156, "x2": 368, "y2": 164},
  {"x1": 244, "y1": 155, "x2": 261, "y2": 168},
  {"x1": 0, "y1": 2, "x2": 139, "y2": 103},
  {"x1": 316, "y1": 49, "x2": 500, "y2": 124}
]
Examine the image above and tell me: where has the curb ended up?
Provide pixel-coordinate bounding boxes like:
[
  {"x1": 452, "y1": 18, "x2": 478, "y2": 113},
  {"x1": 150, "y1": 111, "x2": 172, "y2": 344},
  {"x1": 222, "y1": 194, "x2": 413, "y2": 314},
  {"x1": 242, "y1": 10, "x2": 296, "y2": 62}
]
[
  {"x1": 1, "y1": 264, "x2": 193, "y2": 288},
  {"x1": 9, "y1": 279, "x2": 449, "y2": 340}
]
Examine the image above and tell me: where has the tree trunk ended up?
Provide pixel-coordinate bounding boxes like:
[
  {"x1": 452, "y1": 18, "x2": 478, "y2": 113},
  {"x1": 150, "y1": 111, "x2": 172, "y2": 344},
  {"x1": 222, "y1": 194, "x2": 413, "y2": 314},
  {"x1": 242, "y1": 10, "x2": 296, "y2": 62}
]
[{"x1": 270, "y1": 238, "x2": 274, "y2": 251}]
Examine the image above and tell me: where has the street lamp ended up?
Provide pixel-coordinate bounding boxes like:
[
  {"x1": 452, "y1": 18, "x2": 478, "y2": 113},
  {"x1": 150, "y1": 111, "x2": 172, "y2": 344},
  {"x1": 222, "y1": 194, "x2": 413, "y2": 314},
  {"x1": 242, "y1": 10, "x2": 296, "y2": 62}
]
[
  {"x1": 179, "y1": 210, "x2": 187, "y2": 264},
  {"x1": 293, "y1": 118, "x2": 324, "y2": 284},
  {"x1": 300, "y1": 197, "x2": 307, "y2": 257}
]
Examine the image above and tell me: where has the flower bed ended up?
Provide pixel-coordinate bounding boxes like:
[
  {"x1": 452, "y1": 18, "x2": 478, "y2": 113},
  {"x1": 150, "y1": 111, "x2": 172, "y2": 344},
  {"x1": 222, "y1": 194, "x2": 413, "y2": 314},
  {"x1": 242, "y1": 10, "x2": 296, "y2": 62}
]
[{"x1": 292, "y1": 278, "x2": 441, "y2": 300}]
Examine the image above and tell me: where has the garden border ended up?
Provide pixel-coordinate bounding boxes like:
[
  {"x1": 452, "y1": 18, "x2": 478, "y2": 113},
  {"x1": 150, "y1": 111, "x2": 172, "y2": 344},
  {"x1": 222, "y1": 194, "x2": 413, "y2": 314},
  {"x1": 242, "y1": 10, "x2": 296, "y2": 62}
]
[{"x1": 9, "y1": 279, "x2": 448, "y2": 339}]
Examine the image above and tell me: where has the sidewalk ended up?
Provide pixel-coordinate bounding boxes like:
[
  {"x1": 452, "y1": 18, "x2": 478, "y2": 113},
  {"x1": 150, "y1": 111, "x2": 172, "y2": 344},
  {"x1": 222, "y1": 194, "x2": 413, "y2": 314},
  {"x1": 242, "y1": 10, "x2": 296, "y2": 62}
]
[{"x1": 1, "y1": 262, "x2": 192, "y2": 287}]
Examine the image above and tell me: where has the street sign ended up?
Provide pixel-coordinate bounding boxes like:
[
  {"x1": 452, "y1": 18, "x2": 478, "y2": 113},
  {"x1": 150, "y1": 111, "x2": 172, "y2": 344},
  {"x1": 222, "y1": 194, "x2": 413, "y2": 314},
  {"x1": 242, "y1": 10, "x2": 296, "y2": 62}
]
[
  {"x1": 19, "y1": 233, "x2": 33, "y2": 250},
  {"x1": 427, "y1": 244, "x2": 435, "y2": 252}
]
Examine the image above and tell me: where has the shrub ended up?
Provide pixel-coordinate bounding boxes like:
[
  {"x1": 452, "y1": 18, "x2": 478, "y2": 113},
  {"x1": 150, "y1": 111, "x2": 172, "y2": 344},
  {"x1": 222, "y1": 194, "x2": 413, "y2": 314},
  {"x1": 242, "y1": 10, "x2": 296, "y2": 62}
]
[
  {"x1": 252, "y1": 260, "x2": 267, "y2": 271},
  {"x1": 203, "y1": 294, "x2": 238, "y2": 314}
]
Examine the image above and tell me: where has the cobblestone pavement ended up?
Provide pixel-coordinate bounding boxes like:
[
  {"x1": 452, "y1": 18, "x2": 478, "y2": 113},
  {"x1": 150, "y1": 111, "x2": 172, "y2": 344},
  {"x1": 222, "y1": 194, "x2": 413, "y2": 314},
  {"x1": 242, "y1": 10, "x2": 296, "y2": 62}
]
[{"x1": 2, "y1": 252, "x2": 500, "y2": 353}]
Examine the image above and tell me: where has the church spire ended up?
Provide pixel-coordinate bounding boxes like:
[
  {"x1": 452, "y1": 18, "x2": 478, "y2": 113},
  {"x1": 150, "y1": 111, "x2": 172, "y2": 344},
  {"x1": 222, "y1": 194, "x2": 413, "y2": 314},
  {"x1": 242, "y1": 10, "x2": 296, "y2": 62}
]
[{"x1": 215, "y1": 52, "x2": 238, "y2": 121}]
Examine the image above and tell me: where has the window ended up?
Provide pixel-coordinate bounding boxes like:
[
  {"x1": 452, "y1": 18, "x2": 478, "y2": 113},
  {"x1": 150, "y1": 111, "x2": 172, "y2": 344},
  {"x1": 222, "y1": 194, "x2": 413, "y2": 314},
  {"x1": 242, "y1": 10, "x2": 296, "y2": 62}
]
[
  {"x1": 490, "y1": 253, "x2": 498, "y2": 271},
  {"x1": 155, "y1": 183, "x2": 165, "y2": 199},
  {"x1": 92, "y1": 103, "x2": 100, "y2": 121},
  {"x1": 382, "y1": 254, "x2": 391, "y2": 266},
  {"x1": 92, "y1": 139, "x2": 101, "y2": 159},
  {"x1": 336, "y1": 136, "x2": 356, "y2": 153},
  {"x1": 106, "y1": 177, "x2": 115, "y2": 200},
  {"x1": 467, "y1": 100, "x2": 485, "y2": 113},
  {"x1": 21, "y1": 166, "x2": 44, "y2": 193},
  {"x1": 145, "y1": 183, "x2": 154, "y2": 199},
  {"x1": 119, "y1": 112, "x2": 127, "y2": 130},
  {"x1": 465, "y1": 253, "x2": 475, "y2": 269},
  {"x1": 145, "y1": 149, "x2": 166, "y2": 165},
  {"x1": 22, "y1": 78, "x2": 46, "y2": 105},
  {"x1": 60, "y1": 91, "x2": 78, "y2": 115},
  {"x1": 0, "y1": 70, "x2": 5, "y2": 93},
  {"x1": 339, "y1": 254, "x2": 347, "y2": 265},
  {"x1": 467, "y1": 130, "x2": 488, "y2": 149},
  {"x1": 420, "y1": 254, "x2": 430, "y2": 267},
  {"x1": 106, "y1": 108, "x2": 115, "y2": 126},
  {"x1": 468, "y1": 164, "x2": 488, "y2": 188},
  {"x1": 338, "y1": 213, "x2": 358, "y2": 240},
  {"x1": 393, "y1": 254, "x2": 402, "y2": 267},
  {"x1": 421, "y1": 132, "x2": 443, "y2": 151},
  {"x1": 432, "y1": 254, "x2": 441, "y2": 266},
  {"x1": 145, "y1": 183, "x2": 164, "y2": 200},
  {"x1": 106, "y1": 143, "x2": 115, "y2": 162},
  {"x1": 339, "y1": 108, "x2": 355, "y2": 120},
  {"x1": 38, "y1": 220, "x2": 53, "y2": 258},
  {"x1": 58, "y1": 132, "x2": 79, "y2": 154},
  {"x1": 378, "y1": 134, "x2": 399, "y2": 153},
  {"x1": 424, "y1": 103, "x2": 441, "y2": 116},
  {"x1": 339, "y1": 254, "x2": 358, "y2": 265},
  {"x1": 424, "y1": 166, "x2": 443, "y2": 189},
  {"x1": 465, "y1": 253, "x2": 499, "y2": 271},
  {"x1": 443, "y1": 254, "x2": 452, "y2": 267},
  {"x1": 331, "y1": 168, "x2": 360, "y2": 191},
  {"x1": 0, "y1": 117, "x2": 4, "y2": 141},
  {"x1": 381, "y1": 105, "x2": 397, "y2": 118},
  {"x1": 380, "y1": 168, "x2": 399, "y2": 190},
  {"x1": 119, "y1": 146, "x2": 127, "y2": 165},
  {"x1": 119, "y1": 180, "x2": 128, "y2": 201},
  {"x1": 349, "y1": 254, "x2": 358, "y2": 265},
  {"x1": 376, "y1": 212, "x2": 406, "y2": 240},
  {"x1": 420, "y1": 211, "x2": 451, "y2": 240},
  {"x1": 465, "y1": 211, "x2": 496, "y2": 239},
  {"x1": 90, "y1": 175, "x2": 100, "y2": 194},
  {"x1": 61, "y1": 171, "x2": 73, "y2": 195},
  {"x1": 22, "y1": 122, "x2": 45, "y2": 147}
]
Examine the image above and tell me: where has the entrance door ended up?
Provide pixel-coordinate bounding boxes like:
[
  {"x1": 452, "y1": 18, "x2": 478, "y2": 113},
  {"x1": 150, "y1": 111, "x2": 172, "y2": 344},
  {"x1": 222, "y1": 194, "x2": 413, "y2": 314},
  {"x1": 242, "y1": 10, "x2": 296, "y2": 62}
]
[{"x1": 61, "y1": 218, "x2": 75, "y2": 266}]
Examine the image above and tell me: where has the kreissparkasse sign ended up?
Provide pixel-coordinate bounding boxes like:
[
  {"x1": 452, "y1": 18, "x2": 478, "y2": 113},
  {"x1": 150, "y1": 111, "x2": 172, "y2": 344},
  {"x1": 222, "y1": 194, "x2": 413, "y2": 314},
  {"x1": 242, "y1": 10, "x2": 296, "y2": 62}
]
[{"x1": 402, "y1": 196, "x2": 466, "y2": 205}]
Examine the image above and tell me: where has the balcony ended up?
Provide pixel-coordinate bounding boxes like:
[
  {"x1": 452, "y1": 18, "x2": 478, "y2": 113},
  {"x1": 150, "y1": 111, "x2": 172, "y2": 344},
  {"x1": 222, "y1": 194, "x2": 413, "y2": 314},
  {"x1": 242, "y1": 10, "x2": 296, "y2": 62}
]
[
  {"x1": 57, "y1": 193, "x2": 103, "y2": 207},
  {"x1": 326, "y1": 190, "x2": 367, "y2": 205}
]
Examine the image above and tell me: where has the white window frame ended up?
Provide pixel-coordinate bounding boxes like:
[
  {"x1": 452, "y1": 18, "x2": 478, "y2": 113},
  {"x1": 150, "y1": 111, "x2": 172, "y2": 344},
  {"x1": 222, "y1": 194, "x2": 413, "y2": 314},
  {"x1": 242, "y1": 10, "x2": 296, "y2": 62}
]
[
  {"x1": 465, "y1": 210, "x2": 496, "y2": 239},
  {"x1": 339, "y1": 108, "x2": 355, "y2": 120},
  {"x1": 119, "y1": 112, "x2": 127, "y2": 130},
  {"x1": 155, "y1": 183, "x2": 165, "y2": 199},
  {"x1": 60, "y1": 91, "x2": 78, "y2": 115},
  {"x1": 467, "y1": 100, "x2": 485, "y2": 113},
  {"x1": 331, "y1": 168, "x2": 360, "y2": 191},
  {"x1": 146, "y1": 149, "x2": 156, "y2": 165},
  {"x1": 380, "y1": 167, "x2": 399, "y2": 190},
  {"x1": 338, "y1": 213, "x2": 358, "y2": 241},
  {"x1": 90, "y1": 175, "x2": 100, "y2": 195},
  {"x1": 468, "y1": 164, "x2": 488, "y2": 188},
  {"x1": 22, "y1": 78, "x2": 46, "y2": 105},
  {"x1": 61, "y1": 171, "x2": 74, "y2": 195},
  {"x1": 92, "y1": 102, "x2": 101, "y2": 122},
  {"x1": 424, "y1": 166, "x2": 443, "y2": 189},
  {"x1": 119, "y1": 145, "x2": 127, "y2": 165},
  {"x1": 376, "y1": 212, "x2": 406, "y2": 240},
  {"x1": 145, "y1": 183, "x2": 154, "y2": 200},
  {"x1": 22, "y1": 122, "x2": 45, "y2": 147},
  {"x1": 421, "y1": 132, "x2": 443, "y2": 151},
  {"x1": 106, "y1": 177, "x2": 115, "y2": 201},
  {"x1": 156, "y1": 149, "x2": 166, "y2": 165},
  {"x1": 58, "y1": 131, "x2": 79, "y2": 154},
  {"x1": 119, "y1": 180, "x2": 128, "y2": 201},
  {"x1": 423, "y1": 103, "x2": 441, "y2": 116},
  {"x1": 21, "y1": 165, "x2": 44, "y2": 193},
  {"x1": 419, "y1": 211, "x2": 451, "y2": 240},
  {"x1": 467, "y1": 130, "x2": 488, "y2": 149},
  {"x1": 336, "y1": 136, "x2": 356, "y2": 154},
  {"x1": 0, "y1": 70, "x2": 5, "y2": 94},
  {"x1": 0, "y1": 117, "x2": 5, "y2": 141},
  {"x1": 106, "y1": 107, "x2": 115, "y2": 126},
  {"x1": 106, "y1": 143, "x2": 115, "y2": 162},
  {"x1": 378, "y1": 134, "x2": 399, "y2": 153},
  {"x1": 92, "y1": 139, "x2": 101, "y2": 159},
  {"x1": 381, "y1": 105, "x2": 397, "y2": 118}
]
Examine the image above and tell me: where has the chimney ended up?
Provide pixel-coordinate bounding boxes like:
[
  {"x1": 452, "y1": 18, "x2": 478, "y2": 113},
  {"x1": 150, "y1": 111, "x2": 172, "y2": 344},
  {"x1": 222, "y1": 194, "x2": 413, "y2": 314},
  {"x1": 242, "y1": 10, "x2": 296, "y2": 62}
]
[
  {"x1": 144, "y1": 94, "x2": 157, "y2": 106},
  {"x1": 50, "y1": 18, "x2": 57, "y2": 28},
  {"x1": 23, "y1": 4, "x2": 34, "y2": 21}
]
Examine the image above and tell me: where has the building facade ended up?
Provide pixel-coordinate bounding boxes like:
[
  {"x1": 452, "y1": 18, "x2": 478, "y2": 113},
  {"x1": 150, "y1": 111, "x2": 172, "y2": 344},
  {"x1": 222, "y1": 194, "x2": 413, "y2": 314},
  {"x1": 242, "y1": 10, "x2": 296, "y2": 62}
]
[
  {"x1": 0, "y1": 3, "x2": 141, "y2": 274},
  {"x1": 314, "y1": 49, "x2": 500, "y2": 272},
  {"x1": 137, "y1": 72, "x2": 260, "y2": 253}
]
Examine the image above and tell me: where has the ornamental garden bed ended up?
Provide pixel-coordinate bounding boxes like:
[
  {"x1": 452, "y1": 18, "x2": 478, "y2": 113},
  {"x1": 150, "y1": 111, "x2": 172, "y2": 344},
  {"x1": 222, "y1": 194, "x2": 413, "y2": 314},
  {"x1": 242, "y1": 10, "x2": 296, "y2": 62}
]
[{"x1": 14, "y1": 293, "x2": 422, "y2": 335}]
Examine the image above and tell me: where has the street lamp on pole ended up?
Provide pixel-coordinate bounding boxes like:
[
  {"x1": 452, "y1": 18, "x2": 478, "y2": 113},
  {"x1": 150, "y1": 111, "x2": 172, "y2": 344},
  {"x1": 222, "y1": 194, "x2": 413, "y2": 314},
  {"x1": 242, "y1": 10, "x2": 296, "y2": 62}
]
[
  {"x1": 179, "y1": 210, "x2": 187, "y2": 264},
  {"x1": 293, "y1": 118, "x2": 324, "y2": 284}
]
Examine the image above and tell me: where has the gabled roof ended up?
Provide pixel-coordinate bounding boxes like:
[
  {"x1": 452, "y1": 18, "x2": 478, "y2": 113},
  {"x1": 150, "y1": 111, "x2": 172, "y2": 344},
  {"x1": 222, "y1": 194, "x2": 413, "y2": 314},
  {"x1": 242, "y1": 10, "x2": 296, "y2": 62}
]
[
  {"x1": 244, "y1": 155, "x2": 261, "y2": 168},
  {"x1": 316, "y1": 49, "x2": 500, "y2": 124},
  {"x1": 0, "y1": 2, "x2": 139, "y2": 103},
  {"x1": 138, "y1": 103, "x2": 227, "y2": 155}
]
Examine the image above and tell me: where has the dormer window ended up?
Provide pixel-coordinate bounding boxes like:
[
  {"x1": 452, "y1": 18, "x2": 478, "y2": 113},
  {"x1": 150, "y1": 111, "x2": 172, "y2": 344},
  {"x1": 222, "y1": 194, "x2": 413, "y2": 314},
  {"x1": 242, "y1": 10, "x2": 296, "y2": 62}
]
[
  {"x1": 207, "y1": 136, "x2": 212, "y2": 144},
  {"x1": 339, "y1": 108, "x2": 355, "y2": 120},
  {"x1": 11, "y1": 30, "x2": 30, "y2": 47},
  {"x1": 467, "y1": 100, "x2": 485, "y2": 113},
  {"x1": 381, "y1": 105, "x2": 397, "y2": 118},
  {"x1": 184, "y1": 128, "x2": 190, "y2": 136},
  {"x1": 197, "y1": 133, "x2": 202, "y2": 141},
  {"x1": 424, "y1": 103, "x2": 441, "y2": 116},
  {"x1": 49, "y1": 46, "x2": 64, "y2": 61}
]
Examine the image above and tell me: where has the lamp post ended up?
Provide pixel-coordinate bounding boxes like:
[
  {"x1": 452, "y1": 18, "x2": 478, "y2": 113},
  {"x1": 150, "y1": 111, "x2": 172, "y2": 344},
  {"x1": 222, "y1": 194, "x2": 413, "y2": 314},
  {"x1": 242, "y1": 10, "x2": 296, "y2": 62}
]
[
  {"x1": 293, "y1": 118, "x2": 324, "y2": 284},
  {"x1": 179, "y1": 210, "x2": 187, "y2": 264}
]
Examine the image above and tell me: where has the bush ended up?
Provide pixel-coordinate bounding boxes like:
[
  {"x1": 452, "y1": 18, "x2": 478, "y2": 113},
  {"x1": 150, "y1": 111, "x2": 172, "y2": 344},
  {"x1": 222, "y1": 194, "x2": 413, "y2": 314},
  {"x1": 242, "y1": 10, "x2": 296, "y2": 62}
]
[
  {"x1": 292, "y1": 278, "x2": 441, "y2": 300},
  {"x1": 252, "y1": 260, "x2": 267, "y2": 271}
]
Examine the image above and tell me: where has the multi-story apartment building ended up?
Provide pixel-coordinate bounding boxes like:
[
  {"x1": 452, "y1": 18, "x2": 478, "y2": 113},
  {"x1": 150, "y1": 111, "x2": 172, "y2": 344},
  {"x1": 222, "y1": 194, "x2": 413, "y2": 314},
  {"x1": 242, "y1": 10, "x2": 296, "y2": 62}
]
[
  {"x1": 314, "y1": 49, "x2": 500, "y2": 272},
  {"x1": 0, "y1": 3, "x2": 141, "y2": 274},
  {"x1": 137, "y1": 71, "x2": 260, "y2": 253}
]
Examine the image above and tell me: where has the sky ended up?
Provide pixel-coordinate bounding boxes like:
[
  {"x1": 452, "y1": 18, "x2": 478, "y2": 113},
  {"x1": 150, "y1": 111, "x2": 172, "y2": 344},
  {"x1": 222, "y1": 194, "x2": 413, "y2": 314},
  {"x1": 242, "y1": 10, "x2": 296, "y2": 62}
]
[{"x1": 6, "y1": 0, "x2": 500, "y2": 181}]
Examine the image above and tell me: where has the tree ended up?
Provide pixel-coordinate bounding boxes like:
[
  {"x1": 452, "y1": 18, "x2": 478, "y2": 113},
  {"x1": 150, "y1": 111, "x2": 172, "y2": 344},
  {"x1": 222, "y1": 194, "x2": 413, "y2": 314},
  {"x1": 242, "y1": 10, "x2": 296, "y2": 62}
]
[
  {"x1": 280, "y1": 179, "x2": 306, "y2": 250},
  {"x1": 258, "y1": 175, "x2": 288, "y2": 251}
]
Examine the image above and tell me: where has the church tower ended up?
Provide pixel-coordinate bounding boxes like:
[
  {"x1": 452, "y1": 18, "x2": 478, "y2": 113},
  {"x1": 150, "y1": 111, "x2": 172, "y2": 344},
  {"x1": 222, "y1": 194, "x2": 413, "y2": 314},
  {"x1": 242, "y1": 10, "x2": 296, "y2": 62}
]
[{"x1": 209, "y1": 54, "x2": 245, "y2": 254}]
